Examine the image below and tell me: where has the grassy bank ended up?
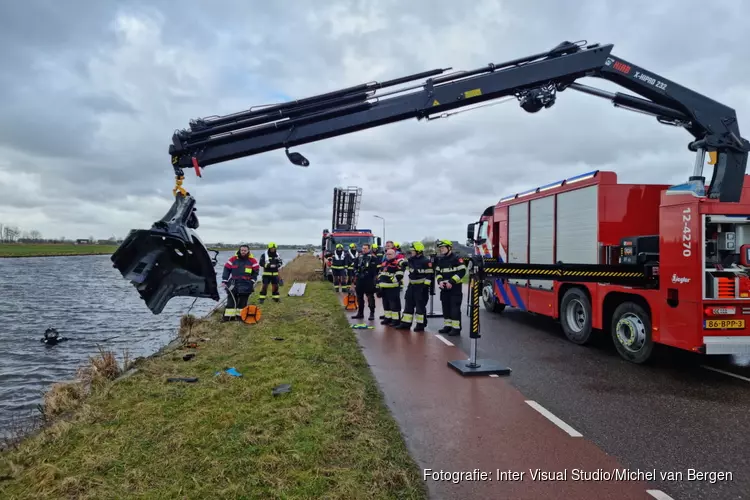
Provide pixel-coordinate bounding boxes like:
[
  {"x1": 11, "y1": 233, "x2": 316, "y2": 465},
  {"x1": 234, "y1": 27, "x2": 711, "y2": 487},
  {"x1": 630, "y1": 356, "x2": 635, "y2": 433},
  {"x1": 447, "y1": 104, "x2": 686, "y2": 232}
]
[
  {"x1": 0, "y1": 255, "x2": 426, "y2": 499},
  {"x1": 0, "y1": 244, "x2": 120, "y2": 258}
]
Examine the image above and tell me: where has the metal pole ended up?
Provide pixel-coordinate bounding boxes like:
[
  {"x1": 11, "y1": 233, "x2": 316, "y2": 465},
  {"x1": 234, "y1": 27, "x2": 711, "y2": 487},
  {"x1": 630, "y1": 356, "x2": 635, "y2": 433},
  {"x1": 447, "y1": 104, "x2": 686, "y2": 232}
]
[
  {"x1": 374, "y1": 215, "x2": 385, "y2": 243},
  {"x1": 447, "y1": 259, "x2": 511, "y2": 376},
  {"x1": 469, "y1": 338, "x2": 478, "y2": 367}
]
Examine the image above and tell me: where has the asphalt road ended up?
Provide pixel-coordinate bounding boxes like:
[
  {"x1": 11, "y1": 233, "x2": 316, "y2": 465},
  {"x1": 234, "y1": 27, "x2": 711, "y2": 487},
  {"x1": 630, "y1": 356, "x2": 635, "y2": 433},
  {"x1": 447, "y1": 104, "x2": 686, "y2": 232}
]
[{"x1": 442, "y1": 303, "x2": 750, "y2": 500}]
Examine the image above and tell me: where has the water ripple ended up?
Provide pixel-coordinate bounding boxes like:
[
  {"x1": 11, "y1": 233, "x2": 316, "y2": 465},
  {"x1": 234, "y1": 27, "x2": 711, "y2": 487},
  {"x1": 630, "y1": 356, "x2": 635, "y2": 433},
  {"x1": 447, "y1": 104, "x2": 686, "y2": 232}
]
[{"x1": 0, "y1": 249, "x2": 297, "y2": 432}]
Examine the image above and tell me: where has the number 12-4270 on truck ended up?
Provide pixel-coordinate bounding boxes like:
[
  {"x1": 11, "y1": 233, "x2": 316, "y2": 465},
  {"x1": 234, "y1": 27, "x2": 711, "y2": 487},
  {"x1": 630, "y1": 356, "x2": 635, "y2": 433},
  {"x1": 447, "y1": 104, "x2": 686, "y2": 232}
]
[{"x1": 469, "y1": 169, "x2": 750, "y2": 364}]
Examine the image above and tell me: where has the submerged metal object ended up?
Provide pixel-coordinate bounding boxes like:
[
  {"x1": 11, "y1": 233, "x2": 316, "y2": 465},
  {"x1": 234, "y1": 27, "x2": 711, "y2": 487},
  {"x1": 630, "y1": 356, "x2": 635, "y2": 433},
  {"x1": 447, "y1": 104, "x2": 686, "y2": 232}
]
[{"x1": 111, "y1": 193, "x2": 220, "y2": 314}]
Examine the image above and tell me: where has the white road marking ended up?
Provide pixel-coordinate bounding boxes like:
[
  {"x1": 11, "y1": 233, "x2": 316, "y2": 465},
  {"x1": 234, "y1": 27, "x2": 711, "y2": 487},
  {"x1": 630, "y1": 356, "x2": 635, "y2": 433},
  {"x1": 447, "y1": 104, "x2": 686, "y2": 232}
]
[
  {"x1": 489, "y1": 374, "x2": 499, "y2": 378},
  {"x1": 646, "y1": 490, "x2": 675, "y2": 500},
  {"x1": 524, "y1": 400, "x2": 582, "y2": 437},
  {"x1": 701, "y1": 365, "x2": 750, "y2": 383},
  {"x1": 435, "y1": 334, "x2": 454, "y2": 346}
]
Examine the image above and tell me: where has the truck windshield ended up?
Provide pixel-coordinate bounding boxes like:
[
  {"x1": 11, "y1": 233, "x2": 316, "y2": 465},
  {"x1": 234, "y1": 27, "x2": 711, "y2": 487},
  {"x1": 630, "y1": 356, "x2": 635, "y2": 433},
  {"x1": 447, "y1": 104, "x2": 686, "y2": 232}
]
[{"x1": 330, "y1": 235, "x2": 374, "y2": 249}]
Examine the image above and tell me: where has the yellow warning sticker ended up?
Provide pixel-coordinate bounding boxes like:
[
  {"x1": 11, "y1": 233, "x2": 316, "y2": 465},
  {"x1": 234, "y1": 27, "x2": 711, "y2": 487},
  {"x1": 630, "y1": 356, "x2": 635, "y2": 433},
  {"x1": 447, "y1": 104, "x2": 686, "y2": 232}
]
[{"x1": 432, "y1": 99, "x2": 440, "y2": 106}]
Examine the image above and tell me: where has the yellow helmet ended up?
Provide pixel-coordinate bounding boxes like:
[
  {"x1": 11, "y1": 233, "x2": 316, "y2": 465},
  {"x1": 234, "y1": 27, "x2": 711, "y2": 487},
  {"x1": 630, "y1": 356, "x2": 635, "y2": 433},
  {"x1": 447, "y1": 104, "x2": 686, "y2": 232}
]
[
  {"x1": 336, "y1": 243, "x2": 344, "y2": 249},
  {"x1": 372, "y1": 243, "x2": 378, "y2": 249},
  {"x1": 349, "y1": 243, "x2": 356, "y2": 248},
  {"x1": 411, "y1": 241, "x2": 425, "y2": 252},
  {"x1": 394, "y1": 242, "x2": 401, "y2": 249},
  {"x1": 268, "y1": 242, "x2": 277, "y2": 249},
  {"x1": 437, "y1": 239, "x2": 452, "y2": 248}
]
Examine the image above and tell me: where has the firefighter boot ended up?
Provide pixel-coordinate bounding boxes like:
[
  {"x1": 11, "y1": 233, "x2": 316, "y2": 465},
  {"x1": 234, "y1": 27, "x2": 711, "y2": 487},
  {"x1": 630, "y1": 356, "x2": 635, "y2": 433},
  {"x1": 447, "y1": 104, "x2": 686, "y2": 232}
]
[
  {"x1": 351, "y1": 309, "x2": 364, "y2": 320},
  {"x1": 446, "y1": 320, "x2": 461, "y2": 336},
  {"x1": 381, "y1": 312, "x2": 394, "y2": 325},
  {"x1": 368, "y1": 309, "x2": 375, "y2": 321},
  {"x1": 438, "y1": 325, "x2": 453, "y2": 334},
  {"x1": 394, "y1": 312, "x2": 412, "y2": 330},
  {"x1": 414, "y1": 323, "x2": 426, "y2": 332}
]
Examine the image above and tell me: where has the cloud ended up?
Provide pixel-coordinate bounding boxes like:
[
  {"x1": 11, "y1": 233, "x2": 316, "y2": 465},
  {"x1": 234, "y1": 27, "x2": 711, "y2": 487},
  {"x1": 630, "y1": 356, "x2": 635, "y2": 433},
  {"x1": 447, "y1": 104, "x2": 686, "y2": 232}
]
[{"x1": 0, "y1": 0, "x2": 748, "y2": 244}]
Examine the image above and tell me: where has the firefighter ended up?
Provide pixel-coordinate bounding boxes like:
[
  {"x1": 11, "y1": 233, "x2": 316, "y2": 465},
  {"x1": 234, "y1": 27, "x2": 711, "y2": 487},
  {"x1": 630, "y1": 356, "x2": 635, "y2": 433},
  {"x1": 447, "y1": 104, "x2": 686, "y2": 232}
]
[
  {"x1": 393, "y1": 242, "x2": 404, "y2": 260},
  {"x1": 258, "y1": 242, "x2": 283, "y2": 303},
  {"x1": 331, "y1": 243, "x2": 349, "y2": 292},
  {"x1": 377, "y1": 240, "x2": 395, "y2": 320},
  {"x1": 350, "y1": 243, "x2": 379, "y2": 320},
  {"x1": 434, "y1": 239, "x2": 467, "y2": 335},
  {"x1": 221, "y1": 244, "x2": 260, "y2": 321},
  {"x1": 377, "y1": 248, "x2": 405, "y2": 325},
  {"x1": 394, "y1": 241, "x2": 433, "y2": 331},
  {"x1": 372, "y1": 243, "x2": 384, "y2": 260},
  {"x1": 346, "y1": 242, "x2": 358, "y2": 285}
]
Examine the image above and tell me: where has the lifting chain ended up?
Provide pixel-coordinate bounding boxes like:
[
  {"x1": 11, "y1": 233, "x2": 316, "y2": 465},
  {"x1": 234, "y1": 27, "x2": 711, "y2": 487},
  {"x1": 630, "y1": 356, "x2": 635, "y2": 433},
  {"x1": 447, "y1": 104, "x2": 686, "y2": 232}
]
[
  {"x1": 171, "y1": 154, "x2": 188, "y2": 197},
  {"x1": 172, "y1": 174, "x2": 187, "y2": 197}
]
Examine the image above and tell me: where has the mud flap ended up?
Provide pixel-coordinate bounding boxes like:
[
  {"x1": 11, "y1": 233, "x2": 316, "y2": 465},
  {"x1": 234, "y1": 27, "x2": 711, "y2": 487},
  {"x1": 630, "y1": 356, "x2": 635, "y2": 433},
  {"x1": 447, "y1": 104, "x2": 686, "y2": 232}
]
[{"x1": 110, "y1": 193, "x2": 220, "y2": 314}]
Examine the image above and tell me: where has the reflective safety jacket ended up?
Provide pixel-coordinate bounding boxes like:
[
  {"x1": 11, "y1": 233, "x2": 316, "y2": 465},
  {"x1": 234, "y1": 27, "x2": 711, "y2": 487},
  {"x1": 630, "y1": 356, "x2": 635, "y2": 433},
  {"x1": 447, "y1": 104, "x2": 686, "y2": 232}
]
[
  {"x1": 435, "y1": 252, "x2": 467, "y2": 286},
  {"x1": 347, "y1": 249, "x2": 358, "y2": 271},
  {"x1": 353, "y1": 252, "x2": 379, "y2": 283},
  {"x1": 407, "y1": 254, "x2": 433, "y2": 285},
  {"x1": 330, "y1": 250, "x2": 348, "y2": 270},
  {"x1": 222, "y1": 253, "x2": 260, "y2": 294},
  {"x1": 259, "y1": 251, "x2": 283, "y2": 276},
  {"x1": 377, "y1": 257, "x2": 405, "y2": 288}
]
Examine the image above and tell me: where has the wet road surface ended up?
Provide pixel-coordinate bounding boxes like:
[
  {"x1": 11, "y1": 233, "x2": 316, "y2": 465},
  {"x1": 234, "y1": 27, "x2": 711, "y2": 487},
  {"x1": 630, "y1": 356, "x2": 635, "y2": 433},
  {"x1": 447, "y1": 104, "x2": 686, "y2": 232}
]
[
  {"x1": 353, "y1": 296, "x2": 656, "y2": 499},
  {"x1": 441, "y1": 293, "x2": 750, "y2": 500},
  {"x1": 0, "y1": 249, "x2": 297, "y2": 436}
]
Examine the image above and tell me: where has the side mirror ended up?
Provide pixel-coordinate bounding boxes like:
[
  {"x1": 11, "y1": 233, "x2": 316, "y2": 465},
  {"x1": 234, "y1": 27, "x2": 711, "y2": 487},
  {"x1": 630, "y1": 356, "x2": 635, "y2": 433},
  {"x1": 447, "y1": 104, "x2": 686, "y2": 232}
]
[
  {"x1": 376, "y1": 237, "x2": 382, "y2": 246},
  {"x1": 466, "y1": 223, "x2": 476, "y2": 245}
]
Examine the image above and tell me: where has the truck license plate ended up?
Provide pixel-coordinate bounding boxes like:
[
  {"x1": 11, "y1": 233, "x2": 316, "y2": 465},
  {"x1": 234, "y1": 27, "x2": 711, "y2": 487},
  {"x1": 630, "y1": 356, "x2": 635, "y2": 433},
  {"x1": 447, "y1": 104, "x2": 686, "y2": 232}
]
[{"x1": 704, "y1": 319, "x2": 745, "y2": 329}]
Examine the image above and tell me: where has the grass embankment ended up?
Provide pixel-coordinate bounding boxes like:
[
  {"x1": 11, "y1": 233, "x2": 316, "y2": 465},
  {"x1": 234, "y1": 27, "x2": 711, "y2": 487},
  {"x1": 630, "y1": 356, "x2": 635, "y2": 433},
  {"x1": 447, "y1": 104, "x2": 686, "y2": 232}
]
[
  {"x1": 0, "y1": 254, "x2": 426, "y2": 500},
  {"x1": 0, "y1": 244, "x2": 120, "y2": 258}
]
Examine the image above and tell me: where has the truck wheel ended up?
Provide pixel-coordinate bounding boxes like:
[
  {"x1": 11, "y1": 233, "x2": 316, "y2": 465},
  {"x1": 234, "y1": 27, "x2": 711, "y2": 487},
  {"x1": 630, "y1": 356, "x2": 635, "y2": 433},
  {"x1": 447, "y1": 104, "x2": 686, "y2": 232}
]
[
  {"x1": 482, "y1": 282, "x2": 506, "y2": 313},
  {"x1": 611, "y1": 302, "x2": 654, "y2": 364},
  {"x1": 560, "y1": 288, "x2": 593, "y2": 345}
]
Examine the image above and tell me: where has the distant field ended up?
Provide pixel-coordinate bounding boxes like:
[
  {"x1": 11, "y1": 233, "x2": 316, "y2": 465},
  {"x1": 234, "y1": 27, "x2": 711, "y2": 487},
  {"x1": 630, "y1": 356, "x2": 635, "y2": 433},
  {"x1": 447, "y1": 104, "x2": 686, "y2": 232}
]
[{"x1": 0, "y1": 244, "x2": 121, "y2": 258}]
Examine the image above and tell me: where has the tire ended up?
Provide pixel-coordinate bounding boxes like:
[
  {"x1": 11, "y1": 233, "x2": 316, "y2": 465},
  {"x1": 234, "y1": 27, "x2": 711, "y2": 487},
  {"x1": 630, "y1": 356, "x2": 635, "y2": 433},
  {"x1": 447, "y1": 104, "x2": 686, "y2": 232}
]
[
  {"x1": 481, "y1": 282, "x2": 506, "y2": 313},
  {"x1": 611, "y1": 301, "x2": 654, "y2": 364},
  {"x1": 559, "y1": 288, "x2": 593, "y2": 345}
]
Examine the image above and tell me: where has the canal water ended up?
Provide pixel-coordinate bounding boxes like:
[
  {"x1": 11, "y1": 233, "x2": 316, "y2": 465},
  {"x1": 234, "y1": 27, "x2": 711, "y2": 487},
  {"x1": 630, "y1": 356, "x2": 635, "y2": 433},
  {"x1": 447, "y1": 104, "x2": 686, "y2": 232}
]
[{"x1": 0, "y1": 249, "x2": 299, "y2": 435}]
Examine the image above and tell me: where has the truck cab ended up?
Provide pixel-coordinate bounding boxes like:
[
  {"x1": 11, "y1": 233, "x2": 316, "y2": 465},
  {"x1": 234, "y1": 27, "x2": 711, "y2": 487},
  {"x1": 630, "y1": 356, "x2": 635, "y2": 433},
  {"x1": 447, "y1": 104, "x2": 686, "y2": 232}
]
[{"x1": 321, "y1": 229, "x2": 380, "y2": 281}]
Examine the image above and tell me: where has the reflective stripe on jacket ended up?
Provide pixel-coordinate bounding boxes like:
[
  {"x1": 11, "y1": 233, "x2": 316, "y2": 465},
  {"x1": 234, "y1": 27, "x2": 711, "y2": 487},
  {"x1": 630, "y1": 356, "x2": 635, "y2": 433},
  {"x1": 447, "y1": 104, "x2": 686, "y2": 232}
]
[
  {"x1": 260, "y1": 251, "x2": 283, "y2": 276},
  {"x1": 377, "y1": 258, "x2": 405, "y2": 288}
]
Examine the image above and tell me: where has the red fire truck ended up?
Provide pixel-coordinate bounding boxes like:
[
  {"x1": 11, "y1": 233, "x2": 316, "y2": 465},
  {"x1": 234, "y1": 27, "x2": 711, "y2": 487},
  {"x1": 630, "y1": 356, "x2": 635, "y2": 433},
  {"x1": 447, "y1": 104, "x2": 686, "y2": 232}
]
[
  {"x1": 115, "y1": 37, "x2": 750, "y2": 345},
  {"x1": 470, "y1": 169, "x2": 750, "y2": 363}
]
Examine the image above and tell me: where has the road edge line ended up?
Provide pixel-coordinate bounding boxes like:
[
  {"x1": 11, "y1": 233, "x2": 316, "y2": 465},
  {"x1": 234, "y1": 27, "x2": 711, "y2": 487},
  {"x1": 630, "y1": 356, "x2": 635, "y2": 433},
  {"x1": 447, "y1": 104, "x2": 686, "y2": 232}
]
[
  {"x1": 524, "y1": 400, "x2": 582, "y2": 437},
  {"x1": 434, "y1": 334, "x2": 454, "y2": 346},
  {"x1": 701, "y1": 365, "x2": 750, "y2": 383},
  {"x1": 646, "y1": 489, "x2": 675, "y2": 500}
]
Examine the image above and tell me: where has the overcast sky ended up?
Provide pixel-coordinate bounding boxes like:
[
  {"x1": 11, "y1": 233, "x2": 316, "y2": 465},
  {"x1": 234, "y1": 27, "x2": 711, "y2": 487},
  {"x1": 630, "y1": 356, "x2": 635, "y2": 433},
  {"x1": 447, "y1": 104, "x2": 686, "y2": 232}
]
[{"x1": 1, "y1": 1, "x2": 748, "y2": 245}]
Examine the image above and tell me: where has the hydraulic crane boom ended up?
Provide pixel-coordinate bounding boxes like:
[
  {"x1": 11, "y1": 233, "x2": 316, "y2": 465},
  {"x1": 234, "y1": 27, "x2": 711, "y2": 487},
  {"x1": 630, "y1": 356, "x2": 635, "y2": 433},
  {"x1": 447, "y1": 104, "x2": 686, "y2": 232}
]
[
  {"x1": 112, "y1": 39, "x2": 749, "y2": 315},
  {"x1": 170, "y1": 40, "x2": 749, "y2": 202}
]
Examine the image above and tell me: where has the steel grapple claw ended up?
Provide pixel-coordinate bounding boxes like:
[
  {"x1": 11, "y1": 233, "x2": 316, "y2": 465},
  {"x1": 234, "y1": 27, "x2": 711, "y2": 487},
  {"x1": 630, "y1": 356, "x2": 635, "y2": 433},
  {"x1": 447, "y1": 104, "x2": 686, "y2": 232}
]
[{"x1": 110, "y1": 193, "x2": 220, "y2": 314}]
